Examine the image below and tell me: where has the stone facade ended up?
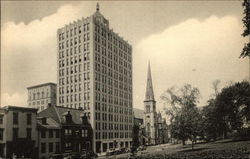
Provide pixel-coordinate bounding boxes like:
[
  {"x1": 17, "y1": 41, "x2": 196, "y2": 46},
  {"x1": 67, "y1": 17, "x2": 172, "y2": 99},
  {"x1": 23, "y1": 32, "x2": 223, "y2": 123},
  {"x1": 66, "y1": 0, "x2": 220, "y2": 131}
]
[
  {"x1": 27, "y1": 82, "x2": 57, "y2": 112},
  {"x1": 0, "y1": 106, "x2": 38, "y2": 158},
  {"x1": 143, "y1": 62, "x2": 158, "y2": 145},
  {"x1": 143, "y1": 62, "x2": 168, "y2": 145},
  {"x1": 57, "y1": 3, "x2": 133, "y2": 153}
]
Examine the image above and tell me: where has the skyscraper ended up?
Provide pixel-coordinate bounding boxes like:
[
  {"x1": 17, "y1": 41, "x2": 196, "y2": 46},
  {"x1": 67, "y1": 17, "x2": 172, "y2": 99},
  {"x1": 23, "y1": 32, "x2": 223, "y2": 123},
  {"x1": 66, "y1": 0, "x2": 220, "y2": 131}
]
[
  {"x1": 57, "y1": 4, "x2": 133, "y2": 153},
  {"x1": 144, "y1": 61, "x2": 158, "y2": 145}
]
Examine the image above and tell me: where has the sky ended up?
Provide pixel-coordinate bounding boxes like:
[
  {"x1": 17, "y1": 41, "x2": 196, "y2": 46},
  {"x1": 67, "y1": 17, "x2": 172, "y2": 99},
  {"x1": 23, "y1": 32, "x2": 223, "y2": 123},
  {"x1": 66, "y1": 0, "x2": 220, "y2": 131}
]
[{"x1": 1, "y1": 1, "x2": 249, "y2": 111}]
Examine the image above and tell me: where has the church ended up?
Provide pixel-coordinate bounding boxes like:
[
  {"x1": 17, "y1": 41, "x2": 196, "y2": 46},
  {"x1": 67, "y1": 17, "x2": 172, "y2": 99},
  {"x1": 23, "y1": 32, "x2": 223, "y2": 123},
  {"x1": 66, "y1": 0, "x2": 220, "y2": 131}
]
[{"x1": 143, "y1": 61, "x2": 168, "y2": 145}]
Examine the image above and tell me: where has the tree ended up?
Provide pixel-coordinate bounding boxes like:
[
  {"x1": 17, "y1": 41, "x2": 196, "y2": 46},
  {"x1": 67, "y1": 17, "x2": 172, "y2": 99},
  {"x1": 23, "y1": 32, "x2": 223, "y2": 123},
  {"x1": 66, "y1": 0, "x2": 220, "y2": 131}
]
[
  {"x1": 161, "y1": 84, "x2": 201, "y2": 148},
  {"x1": 202, "y1": 99, "x2": 221, "y2": 141},
  {"x1": 202, "y1": 80, "x2": 222, "y2": 141},
  {"x1": 203, "y1": 81, "x2": 250, "y2": 140},
  {"x1": 240, "y1": 0, "x2": 250, "y2": 58},
  {"x1": 215, "y1": 81, "x2": 250, "y2": 130}
]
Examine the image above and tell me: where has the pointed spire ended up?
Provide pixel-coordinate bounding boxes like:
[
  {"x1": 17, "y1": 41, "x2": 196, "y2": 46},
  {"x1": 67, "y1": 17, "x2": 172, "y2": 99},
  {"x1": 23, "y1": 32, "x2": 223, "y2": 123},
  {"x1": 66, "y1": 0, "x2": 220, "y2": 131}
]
[
  {"x1": 96, "y1": 2, "x2": 100, "y2": 12},
  {"x1": 145, "y1": 61, "x2": 155, "y2": 101}
]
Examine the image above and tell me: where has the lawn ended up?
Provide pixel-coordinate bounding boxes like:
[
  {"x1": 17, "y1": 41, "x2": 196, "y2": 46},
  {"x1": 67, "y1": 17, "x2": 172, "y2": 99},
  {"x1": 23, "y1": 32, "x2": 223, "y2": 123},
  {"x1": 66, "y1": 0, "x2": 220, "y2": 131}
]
[{"x1": 128, "y1": 139, "x2": 250, "y2": 159}]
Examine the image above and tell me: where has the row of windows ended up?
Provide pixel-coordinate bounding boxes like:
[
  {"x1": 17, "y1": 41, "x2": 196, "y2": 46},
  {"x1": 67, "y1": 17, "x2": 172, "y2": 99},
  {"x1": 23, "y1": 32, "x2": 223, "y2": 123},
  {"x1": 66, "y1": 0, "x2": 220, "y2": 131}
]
[
  {"x1": 95, "y1": 80, "x2": 132, "y2": 96},
  {"x1": 58, "y1": 91, "x2": 90, "y2": 104},
  {"x1": 10, "y1": 113, "x2": 32, "y2": 125},
  {"x1": 58, "y1": 47, "x2": 90, "y2": 61},
  {"x1": 95, "y1": 92, "x2": 132, "y2": 106},
  {"x1": 95, "y1": 112, "x2": 133, "y2": 123},
  {"x1": 29, "y1": 91, "x2": 51, "y2": 100},
  {"x1": 59, "y1": 33, "x2": 90, "y2": 50},
  {"x1": 58, "y1": 63, "x2": 90, "y2": 78},
  {"x1": 95, "y1": 102, "x2": 133, "y2": 115},
  {"x1": 64, "y1": 128, "x2": 88, "y2": 137},
  {"x1": 59, "y1": 82, "x2": 90, "y2": 95},
  {"x1": 94, "y1": 43, "x2": 132, "y2": 65},
  {"x1": 94, "y1": 23, "x2": 132, "y2": 54},
  {"x1": 59, "y1": 72, "x2": 90, "y2": 85},
  {"x1": 59, "y1": 42, "x2": 90, "y2": 57},
  {"x1": 95, "y1": 131, "x2": 132, "y2": 140},
  {"x1": 41, "y1": 142, "x2": 60, "y2": 154},
  {"x1": 59, "y1": 55, "x2": 90, "y2": 69},
  {"x1": 94, "y1": 62, "x2": 132, "y2": 82},
  {"x1": 29, "y1": 99, "x2": 50, "y2": 106},
  {"x1": 10, "y1": 128, "x2": 32, "y2": 140},
  {"x1": 41, "y1": 129, "x2": 60, "y2": 138},
  {"x1": 58, "y1": 23, "x2": 90, "y2": 41},
  {"x1": 61, "y1": 102, "x2": 91, "y2": 111}
]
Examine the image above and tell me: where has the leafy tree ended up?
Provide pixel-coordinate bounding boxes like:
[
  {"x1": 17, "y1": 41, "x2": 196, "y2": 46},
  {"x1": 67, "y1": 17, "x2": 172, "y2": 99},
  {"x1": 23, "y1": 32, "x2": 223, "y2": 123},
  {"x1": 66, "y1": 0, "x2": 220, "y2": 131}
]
[
  {"x1": 203, "y1": 81, "x2": 250, "y2": 140},
  {"x1": 161, "y1": 84, "x2": 201, "y2": 148},
  {"x1": 240, "y1": 0, "x2": 250, "y2": 58},
  {"x1": 215, "y1": 81, "x2": 250, "y2": 131}
]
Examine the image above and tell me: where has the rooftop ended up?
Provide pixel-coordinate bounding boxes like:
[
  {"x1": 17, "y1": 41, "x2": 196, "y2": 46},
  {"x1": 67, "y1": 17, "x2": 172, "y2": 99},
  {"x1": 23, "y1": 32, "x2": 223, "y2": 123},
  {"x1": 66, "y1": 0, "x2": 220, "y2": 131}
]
[
  {"x1": 27, "y1": 82, "x2": 57, "y2": 90},
  {"x1": 38, "y1": 105, "x2": 90, "y2": 125},
  {"x1": 0, "y1": 105, "x2": 38, "y2": 112},
  {"x1": 37, "y1": 117, "x2": 60, "y2": 129}
]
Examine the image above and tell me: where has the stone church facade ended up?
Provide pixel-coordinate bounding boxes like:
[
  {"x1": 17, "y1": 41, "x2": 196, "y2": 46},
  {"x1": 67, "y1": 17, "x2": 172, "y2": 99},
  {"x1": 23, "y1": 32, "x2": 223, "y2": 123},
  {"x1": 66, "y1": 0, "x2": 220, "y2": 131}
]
[{"x1": 143, "y1": 62, "x2": 168, "y2": 145}]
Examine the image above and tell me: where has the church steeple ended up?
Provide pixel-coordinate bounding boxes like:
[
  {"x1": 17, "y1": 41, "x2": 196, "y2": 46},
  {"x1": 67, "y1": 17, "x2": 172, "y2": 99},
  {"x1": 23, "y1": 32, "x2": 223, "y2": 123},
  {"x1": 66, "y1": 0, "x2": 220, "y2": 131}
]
[
  {"x1": 96, "y1": 3, "x2": 100, "y2": 12},
  {"x1": 145, "y1": 61, "x2": 155, "y2": 101}
]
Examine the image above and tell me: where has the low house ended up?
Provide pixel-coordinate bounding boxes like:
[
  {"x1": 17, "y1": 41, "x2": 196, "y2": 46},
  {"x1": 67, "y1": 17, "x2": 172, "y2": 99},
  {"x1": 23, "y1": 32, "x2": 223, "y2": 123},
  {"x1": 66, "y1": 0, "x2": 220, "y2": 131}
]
[
  {"x1": 37, "y1": 117, "x2": 61, "y2": 159},
  {"x1": 38, "y1": 105, "x2": 93, "y2": 156}
]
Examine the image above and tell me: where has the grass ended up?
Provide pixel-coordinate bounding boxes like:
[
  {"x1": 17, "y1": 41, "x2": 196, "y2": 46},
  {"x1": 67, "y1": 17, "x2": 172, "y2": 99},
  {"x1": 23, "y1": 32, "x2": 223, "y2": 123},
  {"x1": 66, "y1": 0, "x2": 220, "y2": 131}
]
[{"x1": 127, "y1": 139, "x2": 250, "y2": 159}]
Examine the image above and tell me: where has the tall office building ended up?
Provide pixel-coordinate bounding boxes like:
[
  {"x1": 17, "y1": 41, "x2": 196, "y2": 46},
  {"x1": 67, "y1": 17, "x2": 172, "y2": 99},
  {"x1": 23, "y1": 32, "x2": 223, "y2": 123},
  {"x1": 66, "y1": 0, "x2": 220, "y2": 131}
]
[{"x1": 57, "y1": 4, "x2": 133, "y2": 153}]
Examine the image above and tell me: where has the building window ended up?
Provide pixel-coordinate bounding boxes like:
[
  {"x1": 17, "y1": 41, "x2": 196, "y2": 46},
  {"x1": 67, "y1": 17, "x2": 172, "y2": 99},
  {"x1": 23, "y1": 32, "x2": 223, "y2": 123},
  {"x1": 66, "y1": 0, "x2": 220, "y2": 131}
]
[
  {"x1": 13, "y1": 112, "x2": 18, "y2": 125},
  {"x1": 41, "y1": 130, "x2": 46, "y2": 138},
  {"x1": 27, "y1": 114, "x2": 32, "y2": 125},
  {"x1": 56, "y1": 130, "x2": 60, "y2": 138},
  {"x1": 49, "y1": 143, "x2": 53, "y2": 152},
  {"x1": 0, "y1": 128, "x2": 3, "y2": 140},
  {"x1": 49, "y1": 130, "x2": 53, "y2": 138},
  {"x1": 56, "y1": 142, "x2": 60, "y2": 153},
  {"x1": 65, "y1": 129, "x2": 72, "y2": 136},
  {"x1": 0, "y1": 115, "x2": 3, "y2": 124},
  {"x1": 41, "y1": 143, "x2": 46, "y2": 153},
  {"x1": 13, "y1": 128, "x2": 18, "y2": 139},
  {"x1": 27, "y1": 128, "x2": 32, "y2": 139},
  {"x1": 65, "y1": 142, "x2": 71, "y2": 149},
  {"x1": 82, "y1": 129, "x2": 88, "y2": 137}
]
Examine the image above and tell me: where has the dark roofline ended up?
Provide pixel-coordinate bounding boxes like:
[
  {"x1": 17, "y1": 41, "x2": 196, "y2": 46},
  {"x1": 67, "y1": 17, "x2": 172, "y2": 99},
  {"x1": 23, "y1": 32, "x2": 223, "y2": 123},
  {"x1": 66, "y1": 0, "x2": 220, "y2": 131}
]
[
  {"x1": 1, "y1": 105, "x2": 38, "y2": 112},
  {"x1": 27, "y1": 82, "x2": 57, "y2": 90},
  {"x1": 55, "y1": 105, "x2": 85, "y2": 111}
]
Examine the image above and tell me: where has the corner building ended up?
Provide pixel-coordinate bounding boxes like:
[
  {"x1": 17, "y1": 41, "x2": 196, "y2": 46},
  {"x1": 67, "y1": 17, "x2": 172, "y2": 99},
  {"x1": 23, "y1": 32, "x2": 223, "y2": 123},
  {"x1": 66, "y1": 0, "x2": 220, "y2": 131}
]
[{"x1": 57, "y1": 4, "x2": 133, "y2": 153}]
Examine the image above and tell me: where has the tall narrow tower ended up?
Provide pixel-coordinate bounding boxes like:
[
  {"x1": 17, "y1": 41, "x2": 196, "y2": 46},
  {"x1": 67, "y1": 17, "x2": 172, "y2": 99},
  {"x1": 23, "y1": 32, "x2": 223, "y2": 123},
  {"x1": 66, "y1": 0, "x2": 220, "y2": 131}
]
[
  {"x1": 144, "y1": 61, "x2": 157, "y2": 145},
  {"x1": 57, "y1": 3, "x2": 133, "y2": 153}
]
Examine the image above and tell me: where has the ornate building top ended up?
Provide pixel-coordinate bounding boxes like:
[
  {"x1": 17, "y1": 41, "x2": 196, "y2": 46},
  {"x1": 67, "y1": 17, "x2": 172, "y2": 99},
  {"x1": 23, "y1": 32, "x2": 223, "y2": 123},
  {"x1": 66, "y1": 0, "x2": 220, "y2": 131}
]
[{"x1": 145, "y1": 61, "x2": 155, "y2": 101}]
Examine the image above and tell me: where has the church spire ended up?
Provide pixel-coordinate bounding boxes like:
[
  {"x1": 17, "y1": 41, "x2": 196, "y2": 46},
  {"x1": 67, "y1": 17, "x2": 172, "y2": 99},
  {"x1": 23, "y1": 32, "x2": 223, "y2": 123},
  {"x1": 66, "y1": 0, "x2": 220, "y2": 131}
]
[
  {"x1": 96, "y1": 2, "x2": 100, "y2": 12},
  {"x1": 145, "y1": 61, "x2": 155, "y2": 101}
]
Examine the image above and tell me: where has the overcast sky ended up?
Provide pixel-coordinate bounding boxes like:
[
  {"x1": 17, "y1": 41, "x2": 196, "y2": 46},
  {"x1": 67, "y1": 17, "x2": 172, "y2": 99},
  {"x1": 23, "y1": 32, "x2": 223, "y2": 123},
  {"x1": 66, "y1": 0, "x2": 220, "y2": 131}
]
[{"x1": 1, "y1": 1, "x2": 249, "y2": 111}]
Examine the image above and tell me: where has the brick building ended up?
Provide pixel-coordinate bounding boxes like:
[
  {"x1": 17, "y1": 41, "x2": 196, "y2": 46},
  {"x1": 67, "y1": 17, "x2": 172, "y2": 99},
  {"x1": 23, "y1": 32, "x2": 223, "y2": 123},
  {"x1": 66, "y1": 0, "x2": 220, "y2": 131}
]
[{"x1": 0, "y1": 106, "x2": 38, "y2": 158}]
